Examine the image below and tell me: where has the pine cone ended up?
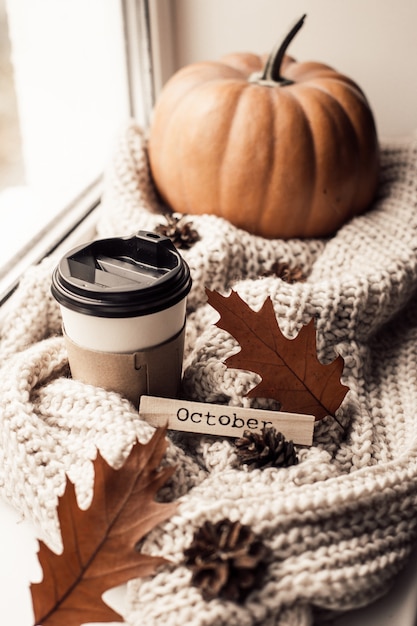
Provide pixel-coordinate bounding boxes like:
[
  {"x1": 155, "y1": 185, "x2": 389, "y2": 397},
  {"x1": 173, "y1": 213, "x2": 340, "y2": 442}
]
[
  {"x1": 235, "y1": 427, "x2": 299, "y2": 469},
  {"x1": 155, "y1": 213, "x2": 200, "y2": 249},
  {"x1": 262, "y1": 261, "x2": 305, "y2": 283},
  {"x1": 184, "y1": 518, "x2": 268, "y2": 602}
]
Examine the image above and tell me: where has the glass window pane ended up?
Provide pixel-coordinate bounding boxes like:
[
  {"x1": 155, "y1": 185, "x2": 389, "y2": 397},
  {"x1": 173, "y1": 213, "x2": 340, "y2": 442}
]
[{"x1": 0, "y1": 0, "x2": 131, "y2": 275}]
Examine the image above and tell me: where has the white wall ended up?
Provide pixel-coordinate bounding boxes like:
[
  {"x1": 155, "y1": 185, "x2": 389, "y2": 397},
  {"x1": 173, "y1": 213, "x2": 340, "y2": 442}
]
[{"x1": 161, "y1": 0, "x2": 417, "y2": 138}]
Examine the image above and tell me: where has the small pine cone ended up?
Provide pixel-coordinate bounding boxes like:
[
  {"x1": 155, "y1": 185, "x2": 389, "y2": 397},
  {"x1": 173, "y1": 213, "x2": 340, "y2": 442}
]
[
  {"x1": 262, "y1": 261, "x2": 305, "y2": 283},
  {"x1": 184, "y1": 518, "x2": 268, "y2": 603},
  {"x1": 155, "y1": 213, "x2": 200, "y2": 249},
  {"x1": 235, "y1": 427, "x2": 299, "y2": 469}
]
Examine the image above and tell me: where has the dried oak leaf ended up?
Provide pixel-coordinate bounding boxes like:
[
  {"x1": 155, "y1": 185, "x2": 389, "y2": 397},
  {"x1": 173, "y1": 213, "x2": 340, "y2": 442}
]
[
  {"x1": 31, "y1": 427, "x2": 176, "y2": 626},
  {"x1": 206, "y1": 289, "x2": 349, "y2": 421}
]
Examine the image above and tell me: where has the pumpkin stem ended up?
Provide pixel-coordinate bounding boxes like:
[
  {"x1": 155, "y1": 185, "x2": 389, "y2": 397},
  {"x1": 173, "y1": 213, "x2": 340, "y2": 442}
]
[{"x1": 250, "y1": 14, "x2": 306, "y2": 87}]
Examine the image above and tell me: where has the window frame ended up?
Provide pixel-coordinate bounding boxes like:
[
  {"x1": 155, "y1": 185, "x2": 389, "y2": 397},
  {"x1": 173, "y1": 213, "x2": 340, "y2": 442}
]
[{"x1": 0, "y1": 179, "x2": 101, "y2": 305}]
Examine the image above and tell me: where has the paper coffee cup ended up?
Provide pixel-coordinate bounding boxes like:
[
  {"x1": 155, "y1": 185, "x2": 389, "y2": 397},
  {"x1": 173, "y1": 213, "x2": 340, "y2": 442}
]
[{"x1": 51, "y1": 230, "x2": 192, "y2": 406}]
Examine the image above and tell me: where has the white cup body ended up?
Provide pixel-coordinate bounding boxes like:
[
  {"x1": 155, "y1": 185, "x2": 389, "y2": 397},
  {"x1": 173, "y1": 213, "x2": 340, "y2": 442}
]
[{"x1": 60, "y1": 298, "x2": 187, "y2": 352}]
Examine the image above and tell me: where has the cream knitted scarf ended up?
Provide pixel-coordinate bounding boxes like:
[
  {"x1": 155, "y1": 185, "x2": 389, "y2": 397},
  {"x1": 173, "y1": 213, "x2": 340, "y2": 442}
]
[{"x1": 1, "y1": 122, "x2": 417, "y2": 625}]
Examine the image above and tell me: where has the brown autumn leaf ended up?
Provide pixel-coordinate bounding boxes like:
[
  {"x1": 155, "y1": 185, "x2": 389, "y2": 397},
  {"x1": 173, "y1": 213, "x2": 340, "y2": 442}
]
[
  {"x1": 206, "y1": 288, "x2": 349, "y2": 421},
  {"x1": 31, "y1": 426, "x2": 176, "y2": 626}
]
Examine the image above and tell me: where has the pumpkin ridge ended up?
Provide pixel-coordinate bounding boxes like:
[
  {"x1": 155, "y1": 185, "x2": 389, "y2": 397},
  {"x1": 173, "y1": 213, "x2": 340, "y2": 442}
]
[
  {"x1": 308, "y1": 76, "x2": 371, "y2": 108},
  {"x1": 301, "y1": 80, "x2": 378, "y2": 215},
  {"x1": 298, "y1": 83, "x2": 361, "y2": 159},
  {"x1": 151, "y1": 63, "x2": 248, "y2": 156},
  {"x1": 152, "y1": 81, "x2": 222, "y2": 213},
  {"x1": 149, "y1": 73, "x2": 220, "y2": 209},
  {"x1": 253, "y1": 86, "x2": 279, "y2": 235},
  {"x1": 265, "y1": 88, "x2": 316, "y2": 238},
  {"x1": 211, "y1": 82, "x2": 251, "y2": 217},
  {"x1": 153, "y1": 77, "x2": 248, "y2": 215},
  {"x1": 291, "y1": 89, "x2": 318, "y2": 237},
  {"x1": 191, "y1": 78, "x2": 249, "y2": 218},
  {"x1": 309, "y1": 82, "x2": 365, "y2": 207},
  {"x1": 165, "y1": 73, "x2": 246, "y2": 121},
  {"x1": 259, "y1": 87, "x2": 278, "y2": 233},
  {"x1": 218, "y1": 82, "x2": 263, "y2": 228},
  {"x1": 289, "y1": 84, "x2": 360, "y2": 234},
  {"x1": 219, "y1": 87, "x2": 247, "y2": 220}
]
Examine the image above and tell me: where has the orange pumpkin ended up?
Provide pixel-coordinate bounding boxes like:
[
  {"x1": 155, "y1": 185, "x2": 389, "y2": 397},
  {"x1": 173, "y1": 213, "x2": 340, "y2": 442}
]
[{"x1": 148, "y1": 15, "x2": 379, "y2": 239}]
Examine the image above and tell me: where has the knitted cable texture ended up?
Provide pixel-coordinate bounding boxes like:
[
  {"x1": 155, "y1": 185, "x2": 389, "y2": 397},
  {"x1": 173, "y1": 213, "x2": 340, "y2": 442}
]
[{"x1": 1, "y1": 121, "x2": 417, "y2": 625}]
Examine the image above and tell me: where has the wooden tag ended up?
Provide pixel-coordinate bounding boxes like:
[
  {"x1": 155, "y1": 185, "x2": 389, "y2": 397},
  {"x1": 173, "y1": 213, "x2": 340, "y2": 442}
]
[{"x1": 139, "y1": 396, "x2": 314, "y2": 445}]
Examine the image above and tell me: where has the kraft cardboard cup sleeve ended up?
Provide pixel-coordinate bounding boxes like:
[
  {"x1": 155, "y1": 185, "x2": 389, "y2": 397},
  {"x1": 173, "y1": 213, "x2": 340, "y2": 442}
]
[{"x1": 51, "y1": 230, "x2": 192, "y2": 407}]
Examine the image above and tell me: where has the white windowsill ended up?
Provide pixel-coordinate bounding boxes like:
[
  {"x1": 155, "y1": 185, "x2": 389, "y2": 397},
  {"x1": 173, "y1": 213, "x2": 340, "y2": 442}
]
[{"x1": 0, "y1": 180, "x2": 101, "y2": 307}]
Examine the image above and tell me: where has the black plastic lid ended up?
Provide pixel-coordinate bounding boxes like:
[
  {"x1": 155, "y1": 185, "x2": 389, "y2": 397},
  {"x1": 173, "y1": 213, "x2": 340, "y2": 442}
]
[{"x1": 51, "y1": 231, "x2": 192, "y2": 318}]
